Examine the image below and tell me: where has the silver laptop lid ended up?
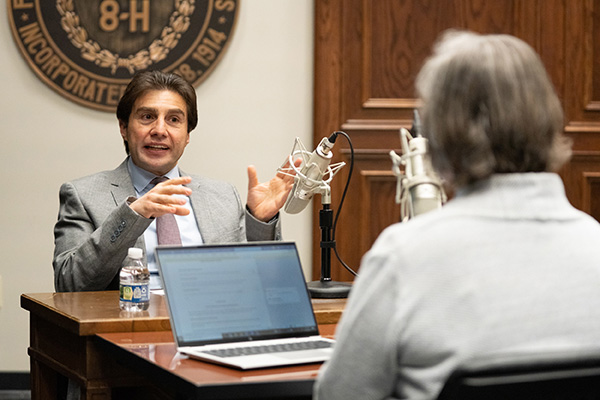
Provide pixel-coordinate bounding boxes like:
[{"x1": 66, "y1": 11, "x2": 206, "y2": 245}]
[{"x1": 156, "y1": 242, "x2": 320, "y2": 347}]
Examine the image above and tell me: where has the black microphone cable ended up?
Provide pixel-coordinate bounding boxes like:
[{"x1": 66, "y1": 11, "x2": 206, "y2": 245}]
[{"x1": 328, "y1": 131, "x2": 358, "y2": 277}]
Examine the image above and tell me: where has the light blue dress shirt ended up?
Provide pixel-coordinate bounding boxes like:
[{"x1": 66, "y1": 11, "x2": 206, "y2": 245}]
[{"x1": 127, "y1": 158, "x2": 203, "y2": 289}]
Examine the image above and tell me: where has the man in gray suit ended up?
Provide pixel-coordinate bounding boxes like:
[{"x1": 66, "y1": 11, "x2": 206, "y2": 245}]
[{"x1": 53, "y1": 70, "x2": 296, "y2": 292}]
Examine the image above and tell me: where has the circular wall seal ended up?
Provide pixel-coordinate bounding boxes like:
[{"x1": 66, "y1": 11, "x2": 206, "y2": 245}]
[{"x1": 8, "y1": 0, "x2": 239, "y2": 112}]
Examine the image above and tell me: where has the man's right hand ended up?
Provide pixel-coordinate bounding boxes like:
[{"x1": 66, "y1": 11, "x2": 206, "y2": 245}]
[{"x1": 129, "y1": 176, "x2": 192, "y2": 219}]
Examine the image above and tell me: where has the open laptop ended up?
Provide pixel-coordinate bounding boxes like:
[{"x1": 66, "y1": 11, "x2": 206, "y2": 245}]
[{"x1": 156, "y1": 241, "x2": 335, "y2": 370}]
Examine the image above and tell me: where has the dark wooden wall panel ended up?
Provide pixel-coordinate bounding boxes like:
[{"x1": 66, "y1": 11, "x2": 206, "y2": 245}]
[{"x1": 313, "y1": 0, "x2": 600, "y2": 281}]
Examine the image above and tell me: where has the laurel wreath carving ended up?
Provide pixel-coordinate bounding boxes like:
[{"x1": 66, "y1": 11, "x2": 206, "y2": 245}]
[{"x1": 56, "y1": 0, "x2": 195, "y2": 74}]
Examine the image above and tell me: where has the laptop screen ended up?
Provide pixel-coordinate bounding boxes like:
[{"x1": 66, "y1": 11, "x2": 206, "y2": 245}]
[{"x1": 156, "y1": 242, "x2": 319, "y2": 346}]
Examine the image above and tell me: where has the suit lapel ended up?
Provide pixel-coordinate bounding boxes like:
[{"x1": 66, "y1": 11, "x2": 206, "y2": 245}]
[
  {"x1": 109, "y1": 160, "x2": 136, "y2": 206},
  {"x1": 182, "y1": 170, "x2": 219, "y2": 243}
]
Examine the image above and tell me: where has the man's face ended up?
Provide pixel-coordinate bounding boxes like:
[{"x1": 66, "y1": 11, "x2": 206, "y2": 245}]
[{"x1": 120, "y1": 89, "x2": 190, "y2": 176}]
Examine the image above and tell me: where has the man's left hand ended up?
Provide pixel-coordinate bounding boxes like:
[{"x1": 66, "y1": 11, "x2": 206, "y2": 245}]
[{"x1": 246, "y1": 160, "x2": 300, "y2": 222}]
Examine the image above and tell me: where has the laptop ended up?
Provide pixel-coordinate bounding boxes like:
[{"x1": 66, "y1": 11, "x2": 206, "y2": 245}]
[{"x1": 156, "y1": 241, "x2": 335, "y2": 370}]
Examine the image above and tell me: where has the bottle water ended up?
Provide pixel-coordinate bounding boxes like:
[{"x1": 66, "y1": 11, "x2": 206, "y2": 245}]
[{"x1": 119, "y1": 247, "x2": 150, "y2": 311}]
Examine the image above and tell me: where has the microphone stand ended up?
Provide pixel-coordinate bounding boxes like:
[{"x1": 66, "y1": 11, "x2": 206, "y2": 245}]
[{"x1": 306, "y1": 188, "x2": 352, "y2": 298}]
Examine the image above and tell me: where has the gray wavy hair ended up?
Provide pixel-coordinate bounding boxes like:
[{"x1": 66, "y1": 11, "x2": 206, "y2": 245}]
[{"x1": 416, "y1": 30, "x2": 571, "y2": 188}]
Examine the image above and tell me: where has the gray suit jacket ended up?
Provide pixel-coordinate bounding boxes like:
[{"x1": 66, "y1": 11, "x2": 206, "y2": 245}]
[{"x1": 53, "y1": 160, "x2": 281, "y2": 292}]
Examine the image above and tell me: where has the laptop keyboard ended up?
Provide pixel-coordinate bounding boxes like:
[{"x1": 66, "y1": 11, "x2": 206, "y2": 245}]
[{"x1": 201, "y1": 340, "x2": 334, "y2": 358}]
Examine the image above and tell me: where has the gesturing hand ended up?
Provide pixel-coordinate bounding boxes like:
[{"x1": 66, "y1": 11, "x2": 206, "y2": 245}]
[
  {"x1": 129, "y1": 176, "x2": 192, "y2": 219},
  {"x1": 246, "y1": 159, "x2": 301, "y2": 222}
]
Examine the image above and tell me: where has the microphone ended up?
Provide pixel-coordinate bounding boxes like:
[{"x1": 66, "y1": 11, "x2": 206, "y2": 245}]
[
  {"x1": 390, "y1": 126, "x2": 446, "y2": 220},
  {"x1": 280, "y1": 134, "x2": 345, "y2": 214}
]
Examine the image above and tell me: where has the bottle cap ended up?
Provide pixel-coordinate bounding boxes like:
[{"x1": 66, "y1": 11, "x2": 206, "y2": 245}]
[{"x1": 128, "y1": 247, "x2": 143, "y2": 259}]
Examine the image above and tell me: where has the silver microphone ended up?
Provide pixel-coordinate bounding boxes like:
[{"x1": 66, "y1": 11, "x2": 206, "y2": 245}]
[
  {"x1": 280, "y1": 135, "x2": 345, "y2": 214},
  {"x1": 390, "y1": 128, "x2": 446, "y2": 221}
]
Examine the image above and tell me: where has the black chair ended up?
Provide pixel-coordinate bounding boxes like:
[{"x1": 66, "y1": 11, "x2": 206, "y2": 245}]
[{"x1": 436, "y1": 349, "x2": 600, "y2": 400}]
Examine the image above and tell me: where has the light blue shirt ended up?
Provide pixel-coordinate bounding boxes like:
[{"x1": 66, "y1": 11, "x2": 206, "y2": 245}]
[{"x1": 127, "y1": 158, "x2": 203, "y2": 289}]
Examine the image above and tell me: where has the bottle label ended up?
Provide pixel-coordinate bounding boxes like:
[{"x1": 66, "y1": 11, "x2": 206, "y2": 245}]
[{"x1": 120, "y1": 284, "x2": 149, "y2": 303}]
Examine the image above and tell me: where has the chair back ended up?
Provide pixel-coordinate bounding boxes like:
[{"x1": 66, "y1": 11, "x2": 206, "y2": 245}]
[{"x1": 436, "y1": 349, "x2": 600, "y2": 400}]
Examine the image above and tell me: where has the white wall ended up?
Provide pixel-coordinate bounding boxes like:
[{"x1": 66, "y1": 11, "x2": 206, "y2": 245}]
[{"x1": 0, "y1": 1, "x2": 314, "y2": 372}]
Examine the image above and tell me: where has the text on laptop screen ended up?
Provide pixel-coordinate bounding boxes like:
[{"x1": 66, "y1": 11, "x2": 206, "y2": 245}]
[{"x1": 157, "y1": 243, "x2": 318, "y2": 346}]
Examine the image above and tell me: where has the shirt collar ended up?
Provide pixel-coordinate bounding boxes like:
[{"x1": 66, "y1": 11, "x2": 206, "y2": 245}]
[{"x1": 127, "y1": 157, "x2": 180, "y2": 196}]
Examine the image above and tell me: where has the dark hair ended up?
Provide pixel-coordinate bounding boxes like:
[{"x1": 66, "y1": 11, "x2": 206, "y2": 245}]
[
  {"x1": 117, "y1": 70, "x2": 198, "y2": 153},
  {"x1": 416, "y1": 30, "x2": 571, "y2": 187}
]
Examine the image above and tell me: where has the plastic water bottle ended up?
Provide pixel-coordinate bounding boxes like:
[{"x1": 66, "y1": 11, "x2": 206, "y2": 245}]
[{"x1": 119, "y1": 247, "x2": 150, "y2": 311}]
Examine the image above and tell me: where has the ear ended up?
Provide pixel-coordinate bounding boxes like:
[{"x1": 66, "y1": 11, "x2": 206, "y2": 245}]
[{"x1": 119, "y1": 120, "x2": 128, "y2": 140}]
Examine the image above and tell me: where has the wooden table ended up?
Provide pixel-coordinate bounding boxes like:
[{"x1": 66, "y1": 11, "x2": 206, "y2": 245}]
[
  {"x1": 21, "y1": 291, "x2": 345, "y2": 400},
  {"x1": 96, "y1": 325, "x2": 337, "y2": 399}
]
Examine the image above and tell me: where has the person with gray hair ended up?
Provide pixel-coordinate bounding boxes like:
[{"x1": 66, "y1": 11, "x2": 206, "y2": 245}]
[
  {"x1": 417, "y1": 30, "x2": 571, "y2": 187},
  {"x1": 314, "y1": 30, "x2": 600, "y2": 400}
]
